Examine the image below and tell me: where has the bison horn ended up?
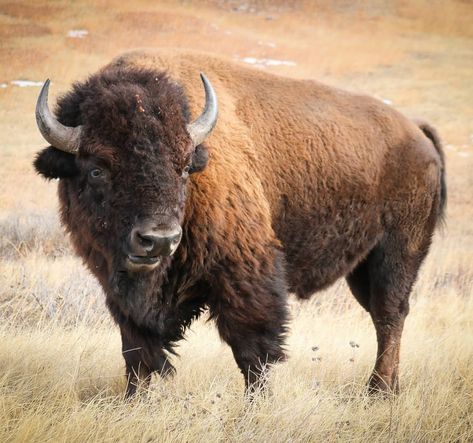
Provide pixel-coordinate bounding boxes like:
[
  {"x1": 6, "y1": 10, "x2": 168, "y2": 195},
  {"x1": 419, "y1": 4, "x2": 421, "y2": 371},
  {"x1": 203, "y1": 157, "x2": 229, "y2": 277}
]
[
  {"x1": 36, "y1": 79, "x2": 82, "y2": 154},
  {"x1": 186, "y1": 73, "x2": 218, "y2": 147}
]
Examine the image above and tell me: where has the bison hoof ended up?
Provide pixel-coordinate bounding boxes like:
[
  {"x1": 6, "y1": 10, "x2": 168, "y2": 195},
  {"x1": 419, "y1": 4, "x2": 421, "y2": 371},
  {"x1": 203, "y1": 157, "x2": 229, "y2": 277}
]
[{"x1": 367, "y1": 373, "x2": 400, "y2": 396}]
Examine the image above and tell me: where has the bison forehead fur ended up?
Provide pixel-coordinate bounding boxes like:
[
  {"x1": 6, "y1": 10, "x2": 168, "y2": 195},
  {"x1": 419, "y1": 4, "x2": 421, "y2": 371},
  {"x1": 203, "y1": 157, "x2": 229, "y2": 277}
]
[{"x1": 34, "y1": 49, "x2": 446, "y2": 397}]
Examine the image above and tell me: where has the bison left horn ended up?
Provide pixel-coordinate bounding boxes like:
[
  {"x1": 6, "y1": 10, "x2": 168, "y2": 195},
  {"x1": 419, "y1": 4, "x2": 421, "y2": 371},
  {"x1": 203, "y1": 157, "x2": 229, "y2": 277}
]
[
  {"x1": 36, "y1": 79, "x2": 82, "y2": 154},
  {"x1": 186, "y1": 73, "x2": 218, "y2": 147}
]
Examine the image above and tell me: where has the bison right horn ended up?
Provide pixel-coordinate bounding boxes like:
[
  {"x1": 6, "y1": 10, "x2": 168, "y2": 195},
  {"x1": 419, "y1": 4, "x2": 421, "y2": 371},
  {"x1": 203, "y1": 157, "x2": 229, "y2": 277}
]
[
  {"x1": 186, "y1": 73, "x2": 218, "y2": 148},
  {"x1": 36, "y1": 79, "x2": 82, "y2": 154}
]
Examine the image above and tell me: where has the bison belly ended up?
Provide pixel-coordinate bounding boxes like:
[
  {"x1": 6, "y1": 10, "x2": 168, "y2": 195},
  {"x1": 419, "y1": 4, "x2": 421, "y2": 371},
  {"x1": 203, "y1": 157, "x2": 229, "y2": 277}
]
[{"x1": 274, "y1": 196, "x2": 382, "y2": 299}]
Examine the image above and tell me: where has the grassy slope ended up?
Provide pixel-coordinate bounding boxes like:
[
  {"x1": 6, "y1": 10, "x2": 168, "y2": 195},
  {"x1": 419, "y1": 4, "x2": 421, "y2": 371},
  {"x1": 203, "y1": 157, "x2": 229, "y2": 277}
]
[{"x1": 0, "y1": 1, "x2": 472, "y2": 441}]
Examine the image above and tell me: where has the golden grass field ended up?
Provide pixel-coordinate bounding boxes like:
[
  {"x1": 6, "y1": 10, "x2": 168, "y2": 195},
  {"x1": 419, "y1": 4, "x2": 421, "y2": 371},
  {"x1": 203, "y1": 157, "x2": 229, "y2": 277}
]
[{"x1": 1, "y1": 1, "x2": 472, "y2": 441}]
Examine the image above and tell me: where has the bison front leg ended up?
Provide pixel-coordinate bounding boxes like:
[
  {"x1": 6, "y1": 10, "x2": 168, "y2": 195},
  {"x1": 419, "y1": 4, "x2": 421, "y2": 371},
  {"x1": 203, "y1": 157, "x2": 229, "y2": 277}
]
[
  {"x1": 119, "y1": 322, "x2": 175, "y2": 398},
  {"x1": 220, "y1": 321, "x2": 286, "y2": 395},
  {"x1": 209, "y1": 251, "x2": 289, "y2": 395}
]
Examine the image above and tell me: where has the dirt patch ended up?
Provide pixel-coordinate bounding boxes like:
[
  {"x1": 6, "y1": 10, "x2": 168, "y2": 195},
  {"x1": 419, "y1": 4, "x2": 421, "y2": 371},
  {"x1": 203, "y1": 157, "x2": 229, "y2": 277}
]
[
  {"x1": 0, "y1": 2, "x2": 63, "y2": 21},
  {"x1": 0, "y1": 46, "x2": 50, "y2": 80},
  {"x1": 0, "y1": 22, "x2": 51, "y2": 39},
  {"x1": 113, "y1": 10, "x2": 206, "y2": 35}
]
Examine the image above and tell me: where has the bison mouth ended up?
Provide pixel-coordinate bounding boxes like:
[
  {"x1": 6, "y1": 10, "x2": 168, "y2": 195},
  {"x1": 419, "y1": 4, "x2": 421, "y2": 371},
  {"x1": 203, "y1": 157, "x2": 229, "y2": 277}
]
[{"x1": 126, "y1": 254, "x2": 162, "y2": 271}]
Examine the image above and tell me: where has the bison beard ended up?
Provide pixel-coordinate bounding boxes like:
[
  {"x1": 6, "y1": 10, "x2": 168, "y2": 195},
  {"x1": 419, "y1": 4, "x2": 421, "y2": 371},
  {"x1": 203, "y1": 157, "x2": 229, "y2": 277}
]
[{"x1": 33, "y1": 50, "x2": 446, "y2": 398}]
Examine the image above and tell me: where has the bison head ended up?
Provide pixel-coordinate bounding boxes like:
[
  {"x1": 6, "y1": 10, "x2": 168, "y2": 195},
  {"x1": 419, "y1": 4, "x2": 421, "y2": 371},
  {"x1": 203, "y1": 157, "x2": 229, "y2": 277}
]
[{"x1": 34, "y1": 68, "x2": 217, "y2": 295}]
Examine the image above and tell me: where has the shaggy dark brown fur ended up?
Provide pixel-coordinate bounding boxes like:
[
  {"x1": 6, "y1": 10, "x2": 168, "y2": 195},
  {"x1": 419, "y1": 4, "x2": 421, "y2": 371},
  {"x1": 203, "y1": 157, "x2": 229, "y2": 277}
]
[{"x1": 34, "y1": 49, "x2": 446, "y2": 397}]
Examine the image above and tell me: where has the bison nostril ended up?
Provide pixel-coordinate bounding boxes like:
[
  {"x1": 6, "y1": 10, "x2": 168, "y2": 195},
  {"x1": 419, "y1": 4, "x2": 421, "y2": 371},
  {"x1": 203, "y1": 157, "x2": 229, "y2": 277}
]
[
  {"x1": 169, "y1": 232, "x2": 181, "y2": 247},
  {"x1": 137, "y1": 233, "x2": 154, "y2": 251}
]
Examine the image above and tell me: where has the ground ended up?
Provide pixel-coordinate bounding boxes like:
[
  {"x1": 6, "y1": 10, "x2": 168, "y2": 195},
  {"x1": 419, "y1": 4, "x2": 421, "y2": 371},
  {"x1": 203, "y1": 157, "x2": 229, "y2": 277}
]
[{"x1": 0, "y1": 0, "x2": 472, "y2": 441}]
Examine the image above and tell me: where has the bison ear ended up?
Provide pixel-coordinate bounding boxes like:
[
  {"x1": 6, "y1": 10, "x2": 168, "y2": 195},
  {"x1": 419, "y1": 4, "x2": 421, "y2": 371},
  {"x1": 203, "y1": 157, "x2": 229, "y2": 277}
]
[
  {"x1": 189, "y1": 144, "x2": 209, "y2": 174},
  {"x1": 34, "y1": 146, "x2": 79, "y2": 179}
]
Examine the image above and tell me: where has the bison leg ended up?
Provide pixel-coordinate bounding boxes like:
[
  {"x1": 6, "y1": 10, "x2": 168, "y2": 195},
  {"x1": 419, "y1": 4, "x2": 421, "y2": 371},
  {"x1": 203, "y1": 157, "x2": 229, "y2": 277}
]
[
  {"x1": 219, "y1": 318, "x2": 286, "y2": 394},
  {"x1": 369, "y1": 232, "x2": 436, "y2": 395},
  {"x1": 348, "y1": 231, "x2": 433, "y2": 394},
  {"x1": 119, "y1": 323, "x2": 175, "y2": 398},
  {"x1": 209, "y1": 252, "x2": 288, "y2": 394}
]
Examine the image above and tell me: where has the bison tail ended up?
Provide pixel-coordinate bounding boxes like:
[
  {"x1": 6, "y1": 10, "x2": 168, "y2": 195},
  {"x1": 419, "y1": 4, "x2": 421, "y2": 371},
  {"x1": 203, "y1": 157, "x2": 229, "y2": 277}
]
[{"x1": 414, "y1": 118, "x2": 447, "y2": 226}]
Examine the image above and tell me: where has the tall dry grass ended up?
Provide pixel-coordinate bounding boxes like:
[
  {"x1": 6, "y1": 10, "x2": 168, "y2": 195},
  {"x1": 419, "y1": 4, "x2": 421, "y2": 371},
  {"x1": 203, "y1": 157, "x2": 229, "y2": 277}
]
[
  {"x1": 1, "y1": 227, "x2": 472, "y2": 441},
  {"x1": 1, "y1": 0, "x2": 472, "y2": 441}
]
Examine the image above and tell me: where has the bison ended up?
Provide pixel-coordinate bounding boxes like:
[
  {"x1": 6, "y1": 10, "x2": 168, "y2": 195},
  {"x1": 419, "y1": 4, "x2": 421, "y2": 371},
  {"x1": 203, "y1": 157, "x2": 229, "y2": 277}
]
[{"x1": 34, "y1": 49, "x2": 446, "y2": 397}]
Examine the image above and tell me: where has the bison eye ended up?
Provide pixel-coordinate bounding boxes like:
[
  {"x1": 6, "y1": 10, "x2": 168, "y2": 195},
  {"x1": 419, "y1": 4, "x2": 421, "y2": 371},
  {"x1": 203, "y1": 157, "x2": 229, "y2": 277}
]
[
  {"x1": 182, "y1": 165, "x2": 191, "y2": 178},
  {"x1": 89, "y1": 168, "x2": 103, "y2": 179}
]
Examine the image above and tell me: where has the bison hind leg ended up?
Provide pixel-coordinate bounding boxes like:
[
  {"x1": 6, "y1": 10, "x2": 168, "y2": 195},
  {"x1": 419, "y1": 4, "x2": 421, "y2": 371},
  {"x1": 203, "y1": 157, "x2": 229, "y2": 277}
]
[{"x1": 346, "y1": 228, "x2": 435, "y2": 395}]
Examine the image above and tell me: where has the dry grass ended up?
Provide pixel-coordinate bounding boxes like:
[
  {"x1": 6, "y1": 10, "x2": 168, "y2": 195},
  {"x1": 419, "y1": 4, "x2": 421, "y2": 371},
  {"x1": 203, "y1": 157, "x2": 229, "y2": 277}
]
[
  {"x1": 1, "y1": 246, "x2": 472, "y2": 441},
  {"x1": 1, "y1": 0, "x2": 472, "y2": 441}
]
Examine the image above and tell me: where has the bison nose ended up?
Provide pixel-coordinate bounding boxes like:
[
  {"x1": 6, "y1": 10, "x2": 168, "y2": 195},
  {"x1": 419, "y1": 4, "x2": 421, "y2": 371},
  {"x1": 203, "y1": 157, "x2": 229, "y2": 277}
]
[{"x1": 130, "y1": 224, "x2": 183, "y2": 258}]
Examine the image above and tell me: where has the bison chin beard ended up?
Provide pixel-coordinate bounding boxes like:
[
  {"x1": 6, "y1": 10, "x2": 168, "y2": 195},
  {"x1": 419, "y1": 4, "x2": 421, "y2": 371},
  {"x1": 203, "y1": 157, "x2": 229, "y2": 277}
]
[{"x1": 110, "y1": 254, "x2": 174, "y2": 307}]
